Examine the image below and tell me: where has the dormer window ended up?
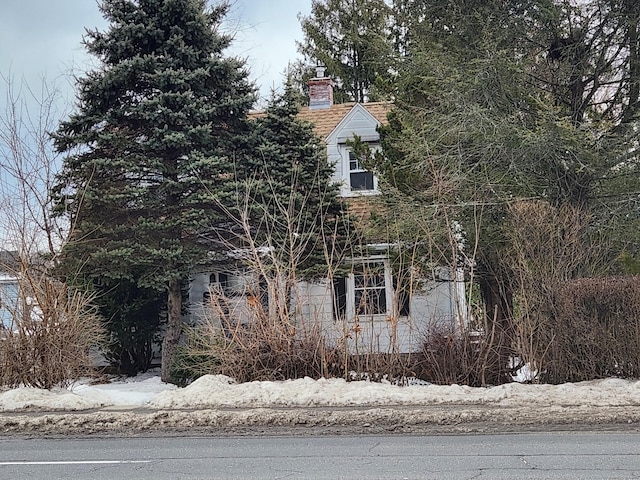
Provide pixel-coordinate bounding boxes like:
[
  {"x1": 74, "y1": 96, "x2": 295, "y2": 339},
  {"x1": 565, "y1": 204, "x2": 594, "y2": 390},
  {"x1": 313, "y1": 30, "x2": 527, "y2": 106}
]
[
  {"x1": 340, "y1": 146, "x2": 378, "y2": 196},
  {"x1": 296, "y1": 101, "x2": 389, "y2": 198},
  {"x1": 349, "y1": 151, "x2": 375, "y2": 191}
]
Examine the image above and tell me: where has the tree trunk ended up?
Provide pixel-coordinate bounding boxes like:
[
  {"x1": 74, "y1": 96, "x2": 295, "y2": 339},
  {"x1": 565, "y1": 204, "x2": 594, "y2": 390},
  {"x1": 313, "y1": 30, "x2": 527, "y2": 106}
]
[
  {"x1": 161, "y1": 278, "x2": 182, "y2": 383},
  {"x1": 479, "y1": 273, "x2": 514, "y2": 383},
  {"x1": 623, "y1": 0, "x2": 640, "y2": 124}
]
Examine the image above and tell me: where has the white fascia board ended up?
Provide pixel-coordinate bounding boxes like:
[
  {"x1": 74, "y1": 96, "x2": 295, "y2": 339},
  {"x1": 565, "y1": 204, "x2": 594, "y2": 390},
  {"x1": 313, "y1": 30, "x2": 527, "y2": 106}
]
[{"x1": 326, "y1": 104, "x2": 381, "y2": 146}]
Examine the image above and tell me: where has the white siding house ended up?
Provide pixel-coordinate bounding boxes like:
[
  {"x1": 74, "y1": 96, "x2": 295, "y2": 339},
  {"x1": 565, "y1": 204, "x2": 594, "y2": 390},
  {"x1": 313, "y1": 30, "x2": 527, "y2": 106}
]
[
  {"x1": 0, "y1": 274, "x2": 19, "y2": 331},
  {"x1": 188, "y1": 73, "x2": 468, "y2": 353}
]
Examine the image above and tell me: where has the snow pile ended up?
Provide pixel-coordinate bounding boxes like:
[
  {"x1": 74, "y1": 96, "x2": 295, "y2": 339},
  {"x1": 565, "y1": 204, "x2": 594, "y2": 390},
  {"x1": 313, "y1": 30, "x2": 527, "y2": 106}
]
[
  {"x1": 149, "y1": 375, "x2": 444, "y2": 408},
  {"x1": 2, "y1": 373, "x2": 640, "y2": 413},
  {"x1": 149, "y1": 375, "x2": 640, "y2": 409},
  {"x1": 0, "y1": 373, "x2": 175, "y2": 412},
  {"x1": 0, "y1": 387, "x2": 101, "y2": 411},
  {"x1": 72, "y1": 375, "x2": 176, "y2": 408}
]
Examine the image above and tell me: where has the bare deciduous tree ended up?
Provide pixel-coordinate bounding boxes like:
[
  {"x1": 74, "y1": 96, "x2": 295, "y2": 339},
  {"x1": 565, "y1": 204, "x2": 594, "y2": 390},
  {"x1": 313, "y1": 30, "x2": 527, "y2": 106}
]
[{"x1": 0, "y1": 75, "x2": 104, "y2": 388}]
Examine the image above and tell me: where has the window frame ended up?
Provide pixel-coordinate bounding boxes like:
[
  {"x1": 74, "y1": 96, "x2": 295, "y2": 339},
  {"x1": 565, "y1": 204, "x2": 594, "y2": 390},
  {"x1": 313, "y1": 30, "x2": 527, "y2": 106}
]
[
  {"x1": 206, "y1": 271, "x2": 250, "y2": 300},
  {"x1": 332, "y1": 256, "x2": 412, "y2": 322},
  {"x1": 332, "y1": 258, "x2": 393, "y2": 321},
  {"x1": 352, "y1": 260, "x2": 388, "y2": 316},
  {"x1": 341, "y1": 145, "x2": 379, "y2": 196},
  {"x1": 348, "y1": 151, "x2": 375, "y2": 192}
]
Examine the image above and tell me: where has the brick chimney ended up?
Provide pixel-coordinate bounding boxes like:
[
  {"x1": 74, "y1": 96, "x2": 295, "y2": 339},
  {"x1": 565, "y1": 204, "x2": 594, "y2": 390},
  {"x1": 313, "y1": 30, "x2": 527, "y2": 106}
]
[{"x1": 308, "y1": 64, "x2": 334, "y2": 110}]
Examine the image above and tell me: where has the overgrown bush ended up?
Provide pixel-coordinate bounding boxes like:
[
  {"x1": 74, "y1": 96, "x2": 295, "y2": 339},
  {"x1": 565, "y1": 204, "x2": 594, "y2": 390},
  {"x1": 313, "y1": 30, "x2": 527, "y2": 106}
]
[
  {"x1": 0, "y1": 76, "x2": 107, "y2": 389},
  {"x1": 504, "y1": 200, "x2": 601, "y2": 382},
  {"x1": 96, "y1": 278, "x2": 164, "y2": 376},
  {"x1": 541, "y1": 276, "x2": 640, "y2": 383},
  {"x1": 0, "y1": 270, "x2": 105, "y2": 389},
  {"x1": 413, "y1": 324, "x2": 503, "y2": 386},
  {"x1": 173, "y1": 316, "x2": 343, "y2": 384}
]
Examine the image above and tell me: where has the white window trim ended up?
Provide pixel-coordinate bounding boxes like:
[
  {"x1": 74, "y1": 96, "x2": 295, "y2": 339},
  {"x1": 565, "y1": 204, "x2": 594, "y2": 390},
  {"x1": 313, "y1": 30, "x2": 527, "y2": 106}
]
[
  {"x1": 346, "y1": 257, "x2": 393, "y2": 321},
  {"x1": 339, "y1": 145, "x2": 380, "y2": 197}
]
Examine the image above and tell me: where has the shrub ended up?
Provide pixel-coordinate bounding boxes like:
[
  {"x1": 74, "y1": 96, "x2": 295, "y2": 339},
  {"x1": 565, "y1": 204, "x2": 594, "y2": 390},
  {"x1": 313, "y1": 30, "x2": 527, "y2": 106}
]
[
  {"x1": 541, "y1": 276, "x2": 640, "y2": 383},
  {"x1": 413, "y1": 324, "x2": 503, "y2": 386},
  {"x1": 0, "y1": 270, "x2": 105, "y2": 389},
  {"x1": 97, "y1": 279, "x2": 164, "y2": 376},
  {"x1": 173, "y1": 316, "x2": 343, "y2": 384}
]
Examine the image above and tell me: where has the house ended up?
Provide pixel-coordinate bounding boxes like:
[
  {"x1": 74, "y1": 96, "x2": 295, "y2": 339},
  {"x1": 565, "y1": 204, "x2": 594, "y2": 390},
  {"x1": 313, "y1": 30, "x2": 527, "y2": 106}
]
[
  {"x1": 0, "y1": 251, "x2": 20, "y2": 331},
  {"x1": 188, "y1": 70, "x2": 467, "y2": 354},
  {"x1": 0, "y1": 274, "x2": 19, "y2": 331}
]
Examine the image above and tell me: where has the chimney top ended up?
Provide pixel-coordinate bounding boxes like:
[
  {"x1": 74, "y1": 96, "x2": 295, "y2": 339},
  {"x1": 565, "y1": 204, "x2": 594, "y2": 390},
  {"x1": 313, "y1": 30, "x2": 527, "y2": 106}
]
[{"x1": 309, "y1": 64, "x2": 333, "y2": 110}]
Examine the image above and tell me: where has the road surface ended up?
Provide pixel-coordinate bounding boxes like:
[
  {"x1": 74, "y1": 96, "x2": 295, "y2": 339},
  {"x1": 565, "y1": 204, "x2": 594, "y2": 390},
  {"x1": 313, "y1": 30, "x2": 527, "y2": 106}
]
[{"x1": 1, "y1": 432, "x2": 639, "y2": 479}]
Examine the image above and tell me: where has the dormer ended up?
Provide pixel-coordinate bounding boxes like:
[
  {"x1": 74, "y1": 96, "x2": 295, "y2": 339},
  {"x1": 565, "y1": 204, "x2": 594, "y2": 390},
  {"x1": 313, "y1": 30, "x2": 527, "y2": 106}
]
[{"x1": 298, "y1": 102, "x2": 391, "y2": 198}]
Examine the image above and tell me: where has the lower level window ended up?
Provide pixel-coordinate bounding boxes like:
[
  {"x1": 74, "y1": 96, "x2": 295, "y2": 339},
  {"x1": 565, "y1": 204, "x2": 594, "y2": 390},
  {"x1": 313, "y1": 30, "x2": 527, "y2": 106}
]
[
  {"x1": 353, "y1": 262, "x2": 387, "y2": 315},
  {"x1": 333, "y1": 259, "x2": 410, "y2": 320}
]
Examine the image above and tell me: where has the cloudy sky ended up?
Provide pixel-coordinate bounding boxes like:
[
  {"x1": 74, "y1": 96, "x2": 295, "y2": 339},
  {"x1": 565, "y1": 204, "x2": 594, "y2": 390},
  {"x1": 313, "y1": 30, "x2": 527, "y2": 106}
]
[{"x1": 1, "y1": 0, "x2": 313, "y2": 106}]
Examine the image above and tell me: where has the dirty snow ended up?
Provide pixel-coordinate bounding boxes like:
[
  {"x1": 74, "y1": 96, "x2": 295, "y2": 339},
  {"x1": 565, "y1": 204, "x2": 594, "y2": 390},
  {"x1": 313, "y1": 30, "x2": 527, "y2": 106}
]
[{"x1": 1, "y1": 371, "x2": 640, "y2": 412}]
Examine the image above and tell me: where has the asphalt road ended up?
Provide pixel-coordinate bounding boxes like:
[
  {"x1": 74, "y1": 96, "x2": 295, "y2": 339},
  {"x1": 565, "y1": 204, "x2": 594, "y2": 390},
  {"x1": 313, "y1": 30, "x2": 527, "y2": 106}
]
[{"x1": 1, "y1": 432, "x2": 639, "y2": 479}]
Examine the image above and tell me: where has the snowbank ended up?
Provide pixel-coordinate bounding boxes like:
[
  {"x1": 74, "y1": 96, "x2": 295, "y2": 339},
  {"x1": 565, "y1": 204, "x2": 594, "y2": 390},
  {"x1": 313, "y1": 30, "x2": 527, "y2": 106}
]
[
  {"x1": 149, "y1": 375, "x2": 640, "y2": 409},
  {"x1": 0, "y1": 373, "x2": 175, "y2": 412},
  {"x1": 1, "y1": 373, "x2": 640, "y2": 412}
]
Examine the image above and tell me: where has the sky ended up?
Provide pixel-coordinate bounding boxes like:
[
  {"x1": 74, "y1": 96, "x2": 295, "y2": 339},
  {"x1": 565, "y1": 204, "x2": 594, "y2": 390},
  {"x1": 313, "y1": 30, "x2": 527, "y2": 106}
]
[{"x1": 1, "y1": 0, "x2": 313, "y2": 107}]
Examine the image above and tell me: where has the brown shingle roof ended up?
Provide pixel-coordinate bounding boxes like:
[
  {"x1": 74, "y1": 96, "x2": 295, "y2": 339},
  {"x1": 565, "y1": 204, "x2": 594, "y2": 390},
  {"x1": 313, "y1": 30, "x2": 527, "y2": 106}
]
[
  {"x1": 249, "y1": 102, "x2": 393, "y2": 139},
  {"x1": 297, "y1": 102, "x2": 392, "y2": 139}
]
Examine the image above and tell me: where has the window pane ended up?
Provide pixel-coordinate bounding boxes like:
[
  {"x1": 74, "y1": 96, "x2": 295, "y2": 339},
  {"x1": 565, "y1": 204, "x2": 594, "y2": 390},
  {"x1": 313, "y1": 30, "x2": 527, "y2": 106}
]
[
  {"x1": 370, "y1": 271, "x2": 385, "y2": 287},
  {"x1": 353, "y1": 263, "x2": 387, "y2": 316},
  {"x1": 349, "y1": 151, "x2": 362, "y2": 169},
  {"x1": 372, "y1": 288, "x2": 387, "y2": 313},
  {"x1": 333, "y1": 277, "x2": 347, "y2": 321},
  {"x1": 350, "y1": 171, "x2": 374, "y2": 190},
  {"x1": 349, "y1": 151, "x2": 359, "y2": 170},
  {"x1": 355, "y1": 288, "x2": 386, "y2": 315}
]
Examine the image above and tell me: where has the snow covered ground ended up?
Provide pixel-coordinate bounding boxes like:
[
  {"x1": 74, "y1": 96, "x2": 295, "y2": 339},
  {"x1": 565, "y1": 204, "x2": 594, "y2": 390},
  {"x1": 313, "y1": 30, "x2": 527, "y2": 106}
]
[{"x1": 2, "y1": 371, "x2": 640, "y2": 412}]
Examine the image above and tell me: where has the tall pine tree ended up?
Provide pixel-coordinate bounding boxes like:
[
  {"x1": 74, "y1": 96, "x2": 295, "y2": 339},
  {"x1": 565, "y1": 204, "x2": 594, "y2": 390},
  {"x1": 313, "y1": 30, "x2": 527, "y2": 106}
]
[
  {"x1": 249, "y1": 84, "x2": 349, "y2": 278},
  {"x1": 202, "y1": 84, "x2": 351, "y2": 312},
  {"x1": 52, "y1": 0, "x2": 255, "y2": 382},
  {"x1": 376, "y1": 0, "x2": 640, "y2": 380},
  {"x1": 298, "y1": 0, "x2": 393, "y2": 103}
]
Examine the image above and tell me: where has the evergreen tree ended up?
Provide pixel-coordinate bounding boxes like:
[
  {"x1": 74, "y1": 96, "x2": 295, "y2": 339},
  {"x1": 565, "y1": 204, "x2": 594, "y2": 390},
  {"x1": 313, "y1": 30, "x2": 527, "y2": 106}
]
[
  {"x1": 248, "y1": 84, "x2": 349, "y2": 278},
  {"x1": 376, "y1": 0, "x2": 640, "y2": 379},
  {"x1": 98, "y1": 277, "x2": 165, "y2": 375},
  {"x1": 205, "y1": 83, "x2": 351, "y2": 293},
  {"x1": 389, "y1": 0, "x2": 534, "y2": 57},
  {"x1": 52, "y1": 0, "x2": 256, "y2": 382},
  {"x1": 298, "y1": 0, "x2": 393, "y2": 102}
]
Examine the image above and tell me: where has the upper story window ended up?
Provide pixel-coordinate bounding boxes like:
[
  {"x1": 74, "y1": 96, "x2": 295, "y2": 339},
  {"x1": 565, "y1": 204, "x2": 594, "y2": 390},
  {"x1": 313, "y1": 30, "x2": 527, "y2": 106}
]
[
  {"x1": 349, "y1": 151, "x2": 375, "y2": 191},
  {"x1": 341, "y1": 147, "x2": 378, "y2": 196}
]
